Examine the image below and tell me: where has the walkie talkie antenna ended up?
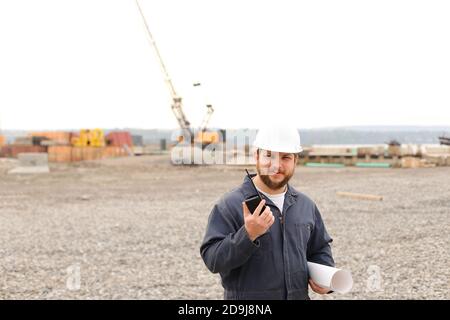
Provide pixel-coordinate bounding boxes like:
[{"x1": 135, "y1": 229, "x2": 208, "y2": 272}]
[{"x1": 245, "y1": 169, "x2": 262, "y2": 196}]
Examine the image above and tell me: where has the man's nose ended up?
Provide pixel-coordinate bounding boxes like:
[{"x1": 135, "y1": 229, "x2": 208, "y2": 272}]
[{"x1": 270, "y1": 158, "x2": 281, "y2": 171}]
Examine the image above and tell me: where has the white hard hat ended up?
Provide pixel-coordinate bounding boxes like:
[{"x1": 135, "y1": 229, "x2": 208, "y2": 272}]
[{"x1": 253, "y1": 127, "x2": 303, "y2": 153}]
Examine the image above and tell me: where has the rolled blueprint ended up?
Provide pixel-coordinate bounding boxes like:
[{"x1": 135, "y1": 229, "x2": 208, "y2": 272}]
[{"x1": 307, "y1": 262, "x2": 353, "y2": 294}]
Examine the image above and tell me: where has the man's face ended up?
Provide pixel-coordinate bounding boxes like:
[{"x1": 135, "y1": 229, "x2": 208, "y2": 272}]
[{"x1": 256, "y1": 149, "x2": 297, "y2": 190}]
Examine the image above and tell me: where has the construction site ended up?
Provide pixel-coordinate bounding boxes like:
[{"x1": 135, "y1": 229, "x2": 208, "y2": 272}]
[
  {"x1": 0, "y1": 152, "x2": 449, "y2": 299},
  {"x1": 1, "y1": 84, "x2": 449, "y2": 300},
  {"x1": 1, "y1": 1, "x2": 449, "y2": 301}
]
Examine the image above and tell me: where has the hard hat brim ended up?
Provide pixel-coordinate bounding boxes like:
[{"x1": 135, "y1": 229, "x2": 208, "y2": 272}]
[{"x1": 253, "y1": 143, "x2": 303, "y2": 154}]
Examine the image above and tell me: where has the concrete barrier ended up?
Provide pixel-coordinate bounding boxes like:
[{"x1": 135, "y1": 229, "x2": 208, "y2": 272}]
[{"x1": 8, "y1": 153, "x2": 50, "y2": 174}]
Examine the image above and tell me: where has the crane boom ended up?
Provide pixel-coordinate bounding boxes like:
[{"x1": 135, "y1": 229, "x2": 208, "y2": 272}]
[
  {"x1": 193, "y1": 82, "x2": 214, "y2": 131},
  {"x1": 200, "y1": 104, "x2": 214, "y2": 131},
  {"x1": 135, "y1": 0, "x2": 192, "y2": 137}
]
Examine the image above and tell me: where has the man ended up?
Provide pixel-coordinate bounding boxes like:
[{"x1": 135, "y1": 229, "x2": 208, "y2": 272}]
[{"x1": 200, "y1": 127, "x2": 334, "y2": 300}]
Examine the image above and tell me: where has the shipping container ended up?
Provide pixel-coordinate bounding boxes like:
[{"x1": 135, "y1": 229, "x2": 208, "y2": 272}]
[{"x1": 106, "y1": 132, "x2": 133, "y2": 147}]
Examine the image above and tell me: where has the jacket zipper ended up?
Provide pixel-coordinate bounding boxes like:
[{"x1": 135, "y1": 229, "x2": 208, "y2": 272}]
[{"x1": 279, "y1": 209, "x2": 289, "y2": 299}]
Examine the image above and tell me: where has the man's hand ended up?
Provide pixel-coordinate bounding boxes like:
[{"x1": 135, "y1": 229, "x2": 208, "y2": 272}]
[
  {"x1": 242, "y1": 200, "x2": 275, "y2": 242},
  {"x1": 309, "y1": 279, "x2": 331, "y2": 294}
]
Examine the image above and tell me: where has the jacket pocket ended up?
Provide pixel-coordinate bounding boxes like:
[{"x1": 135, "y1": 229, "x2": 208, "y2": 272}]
[
  {"x1": 253, "y1": 231, "x2": 273, "y2": 259},
  {"x1": 295, "y1": 223, "x2": 312, "y2": 251}
]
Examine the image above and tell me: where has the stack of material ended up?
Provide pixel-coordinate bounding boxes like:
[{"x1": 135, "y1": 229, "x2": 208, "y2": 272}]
[
  {"x1": 309, "y1": 145, "x2": 357, "y2": 156},
  {"x1": 1, "y1": 130, "x2": 132, "y2": 163},
  {"x1": 420, "y1": 144, "x2": 450, "y2": 166},
  {"x1": 401, "y1": 157, "x2": 435, "y2": 168},
  {"x1": 387, "y1": 144, "x2": 421, "y2": 157},
  {"x1": 71, "y1": 147, "x2": 104, "y2": 162},
  {"x1": 48, "y1": 146, "x2": 128, "y2": 162},
  {"x1": 422, "y1": 154, "x2": 450, "y2": 166},
  {"x1": 14, "y1": 137, "x2": 34, "y2": 146},
  {"x1": 1, "y1": 134, "x2": 45, "y2": 157},
  {"x1": 46, "y1": 130, "x2": 132, "y2": 162},
  {"x1": 29, "y1": 132, "x2": 72, "y2": 146},
  {"x1": 387, "y1": 145, "x2": 401, "y2": 157},
  {"x1": 400, "y1": 144, "x2": 420, "y2": 157},
  {"x1": 48, "y1": 146, "x2": 73, "y2": 163},
  {"x1": 0, "y1": 145, "x2": 47, "y2": 158},
  {"x1": 420, "y1": 144, "x2": 450, "y2": 155},
  {"x1": 357, "y1": 145, "x2": 386, "y2": 157}
]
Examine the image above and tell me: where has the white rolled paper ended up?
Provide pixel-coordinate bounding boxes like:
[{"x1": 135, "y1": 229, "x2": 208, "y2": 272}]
[{"x1": 307, "y1": 262, "x2": 353, "y2": 294}]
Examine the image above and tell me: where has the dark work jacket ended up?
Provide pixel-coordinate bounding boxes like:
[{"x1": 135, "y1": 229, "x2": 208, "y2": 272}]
[{"x1": 200, "y1": 174, "x2": 334, "y2": 300}]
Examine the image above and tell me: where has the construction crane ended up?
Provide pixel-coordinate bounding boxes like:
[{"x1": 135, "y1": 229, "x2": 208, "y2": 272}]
[
  {"x1": 135, "y1": 0, "x2": 222, "y2": 149},
  {"x1": 197, "y1": 104, "x2": 219, "y2": 146},
  {"x1": 193, "y1": 82, "x2": 220, "y2": 146},
  {"x1": 200, "y1": 104, "x2": 214, "y2": 131},
  {"x1": 135, "y1": 0, "x2": 192, "y2": 143},
  {"x1": 193, "y1": 82, "x2": 214, "y2": 131}
]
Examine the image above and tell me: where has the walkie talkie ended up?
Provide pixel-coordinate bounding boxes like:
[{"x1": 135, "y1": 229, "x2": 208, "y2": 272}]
[{"x1": 244, "y1": 169, "x2": 267, "y2": 215}]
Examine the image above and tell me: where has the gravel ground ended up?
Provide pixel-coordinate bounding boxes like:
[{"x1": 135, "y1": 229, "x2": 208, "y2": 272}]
[{"x1": 0, "y1": 155, "x2": 449, "y2": 299}]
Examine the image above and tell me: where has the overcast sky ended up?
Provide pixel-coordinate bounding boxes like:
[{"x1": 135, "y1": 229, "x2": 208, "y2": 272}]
[{"x1": 0, "y1": 0, "x2": 449, "y2": 130}]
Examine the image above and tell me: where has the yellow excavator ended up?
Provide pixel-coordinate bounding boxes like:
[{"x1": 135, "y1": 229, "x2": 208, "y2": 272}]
[
  {"x1": 135, "y1": 0, "x2": 221, "y2": 148},
  {"x1": 71, "y1": 129, "x2": 105, "y2": 147}
]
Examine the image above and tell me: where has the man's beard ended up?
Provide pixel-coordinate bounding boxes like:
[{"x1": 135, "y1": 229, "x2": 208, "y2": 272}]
[{"x1": 256, "y1": 163, "x2": 294, "y2": 190}]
